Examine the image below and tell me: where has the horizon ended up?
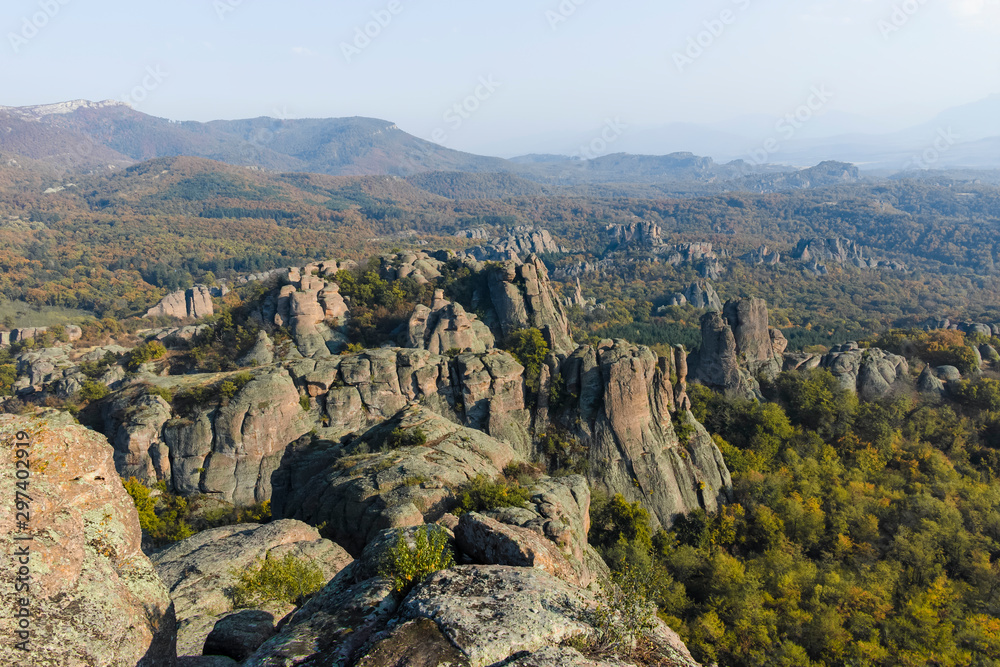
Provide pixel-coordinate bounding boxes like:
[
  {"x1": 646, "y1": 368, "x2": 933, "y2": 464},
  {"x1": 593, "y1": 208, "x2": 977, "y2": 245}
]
[{"x1": 2, "y1": 1, "x2": 999, "y2": 159}]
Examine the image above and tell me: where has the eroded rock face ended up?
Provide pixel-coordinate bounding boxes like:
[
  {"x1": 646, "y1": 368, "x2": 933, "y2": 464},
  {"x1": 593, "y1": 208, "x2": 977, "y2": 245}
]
[
  {"x1": 695, "y1": 298, "x2": 785, "y2": 398},
  {"x1": 272, "y1": 406, "x2": 521, "y2": 555},
  {"x1": 151, "y1": 519, "x2": 351, "y2": 657},
  {"x1": 407, "y1": 289, "x2": 495, "y2": 355},
  {"x1": 559, "y1": 341, "x2": 732, "y2": 530},
  {"x1": 99, "y1": 347, "x2": 534, "y2": 506},
  {"x1": 146, "y1": 285, "x2": 215, "y2": 320},
  {"x1": 487, "y1": 255, "x2": 575, "y2": 355},
  {"x1": 0, "y1": 412, "x2": 176, "y2": 667}
]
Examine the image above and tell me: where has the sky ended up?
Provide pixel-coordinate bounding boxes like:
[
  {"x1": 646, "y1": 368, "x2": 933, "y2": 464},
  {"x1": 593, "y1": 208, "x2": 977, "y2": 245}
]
[{"x1": 1, "y1": 0, "x2": 999, "y2": 157}]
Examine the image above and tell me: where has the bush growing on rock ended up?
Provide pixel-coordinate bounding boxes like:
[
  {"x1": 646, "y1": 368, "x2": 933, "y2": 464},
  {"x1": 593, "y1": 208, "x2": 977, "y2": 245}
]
[
  {"x1": 124, "y1": 340, "x2": 167, "y2": 371},
  {"x1": 383, "y1": 426, "x2": 427, "y2": 450},
  {"x1": 503, "y1": 327, "x2": 549, "y2": 394},
  {"x1": 453, "y1": 474, "x2": 532, "y2": 514},
  {"x1": 229, "y1": 553, "x2": 326, "y2": 608},
  {"x1": 123, "y1": 477, "x2": 195, "y2": 546},
  {"x1": 378, "y1": 525, "x2": 455, "y2": 595},
  {"x1": 78, "y1": 380, "x2": 110, "y2": 402}
]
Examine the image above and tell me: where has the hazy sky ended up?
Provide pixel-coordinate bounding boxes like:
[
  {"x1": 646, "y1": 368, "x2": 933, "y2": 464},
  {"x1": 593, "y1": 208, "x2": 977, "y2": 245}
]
[{"x1": 2, "y1": 0, "x2": 999, "y2": 156}]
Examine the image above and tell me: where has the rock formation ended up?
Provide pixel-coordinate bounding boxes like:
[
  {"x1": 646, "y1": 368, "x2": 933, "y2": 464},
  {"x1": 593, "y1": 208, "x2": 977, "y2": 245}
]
[
  {"x1": 146, "y1": 285, "x2": 215, "y2": 319},
  {"x1": 272, "y1": 405, "x2": 522, "y2": 554},
  {"x1": 0, "y1": 412, "x2": 176, "y2": 667},
  {"x1": 684, "y1": 281, "x2": 722, "y2": 311},
  {"x1": 244, "y1": 531, "x2": 700, "y2": 667},
  {"x1": 695, "y1": 298, "x2": 785, "y2": 398},
  {"x1": 486, "y1": 255, "x2": 575, "y2": 355},
  {"x1": 407, "y1": 289, "x2": 495, "y2": 354},
  {"x1": 557, "y1": 341, "x2": 731, "y2": 530},
  {"x1": 741, "y1": 245, "x2": 781, "y2": 265},
  {"x1": 821, "y1": 344, "x2": 909, "y2": 400},
  {"x1": 151, "y1": 520, "x2": 351, "y2": 657}
]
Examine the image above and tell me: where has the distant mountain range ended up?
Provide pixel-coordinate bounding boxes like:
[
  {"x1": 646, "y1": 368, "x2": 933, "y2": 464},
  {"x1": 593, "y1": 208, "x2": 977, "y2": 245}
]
[
  {"x1": 0, "y1": 99, "x2": 994, "y2": 195},
  {"x1": 566, "y1": 95, "x2": 1000, "y2": 171}
]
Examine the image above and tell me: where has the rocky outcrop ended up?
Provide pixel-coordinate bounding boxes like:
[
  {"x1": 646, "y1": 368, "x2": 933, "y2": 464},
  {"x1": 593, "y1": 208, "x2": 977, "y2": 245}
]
[
  {"x1": 793, "y1": 238, "x2": 907, "y2": 271},
  {"x1": 272, "y1": 406, "x2": 522, "y2": 554},
  {"x1": 607, "y1": 221, "x2": 662, "y2": 247},
  {"x1": 455, "y1": 474, "x2": 604, "y2": 588},
  {"x1": 100, "y1": 346, "x2": 534, "y2": 506},
  {"x1": 820, "y1": 344, "x2": 909, "y2": 400},
  {"x1": 101, "y1": 367, "x2": 314, "y2": 505},
  {"x1": 684, "y1": 281, "x2": 722, "y2": 311},
  {"x1": 558, "y1": 341, "x2": 731, "y2": 530},
  {"x1": 695, "y1": 298, "x2": 785, "y2": 397},
  {"x1": 487, "y1": 255, "x2": 575, "y2": 355},
  {"x1": 407, "y1": 289, "x2": 495, "y2": 354},
  {"x1": 246, "y1": 542, "x2": 700, "y2": 667},
  {"x1": 151, "y1": 519, "x2": 351, "y2": 657},
  {"x1": 695, "y1": 310, "x2": 761, "y2": 399},
  {"x1": 146, "y1": 285, "x2": 215, "y2": 319},
  {"x1": 0, "y1": 412, "x2": 176, "y2": 667},
  {"x1": 741, "y1": 245, "x2": 781, "y2": 265},
  {"x1": 723, "y1": 298, "x2": 785, "y2": 380}
]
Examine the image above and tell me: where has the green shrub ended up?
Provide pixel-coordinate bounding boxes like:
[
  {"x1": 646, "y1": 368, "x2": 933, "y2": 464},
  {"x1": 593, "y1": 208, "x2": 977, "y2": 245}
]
[
  {"x1": 454, "y1": 474, "x2": 531, "y2": 514},
  {"x1": 384, "y1": 426, "x2": 427, "y2": 450},
  {"x1": 589, "y1": 568, "x2": 658, "y2": 659},
  {"x1": 378, "y1": 525, "x2": 454, "y2": 595},
  {"x1": 125, "y1": 341, "x2": 167, "y2": 371},
  {"x1": 123, "y1": 477, "x2": 194, "y2": 546},
  {"x1": 299, "y1": 394, "x2": 311, "y2": 410},
  {"x1": 0, "y1": 364, "x2": 15, "y2": 397},
  {"x1": 229, "y1": 553, "x2": 326, "y2": 608},
  {"x1": 502, "y1": 328, "x2": 549, "y2": 394},
  {"x1": 79, "y1": 380, "x2": 110, "y2": 402}
]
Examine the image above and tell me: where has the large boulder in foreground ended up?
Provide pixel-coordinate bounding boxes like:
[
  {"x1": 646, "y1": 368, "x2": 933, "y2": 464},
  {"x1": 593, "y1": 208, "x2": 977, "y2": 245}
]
[
  {"x1": 151, "y1": 520, "x2": 351, "y2": 657},
  {"x1": 247, "y1": 560, "x2": 701, "y2": 667},
  {"x1": 273, "y1": 406, "x2": 521, "y2": 555},
  {"x1": 0, "y1": 412, "x2": 176, "y2": 666}
]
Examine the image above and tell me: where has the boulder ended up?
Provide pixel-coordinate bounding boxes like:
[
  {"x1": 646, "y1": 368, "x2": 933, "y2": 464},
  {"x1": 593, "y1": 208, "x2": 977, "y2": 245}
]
[
  {"x1": 0, "y1": 412, "x2": 176, "y2": 667},
  {"x1": 695, "y1": 310, "x2": 760, "y2": 399},
  {"x1": 455, "y1": 512, "x2": 580, "y2": 585},
  {"x1": 151, "y1": 519, "x2": 351, "y2": 657},
  {"x1": 272, "y1": 406, "x2": 521, "y2": 555},
  {"x1": 917, "y1": 365, "x2": 945, "y2": 396},
  {"x1": 820, "y1": 347, "x2": 909, "y2": 399},
  {"x1": 407, "y1": 290, "x2": 495, "y2": 355},
  {"x1": 203, "y1": 610, "x2": 278, "y2": 662}
]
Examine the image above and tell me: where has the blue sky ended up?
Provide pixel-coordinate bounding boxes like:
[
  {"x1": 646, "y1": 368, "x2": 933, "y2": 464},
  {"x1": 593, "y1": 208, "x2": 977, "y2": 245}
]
[{"x1": 2, "y1": 0, "x2": 998, "y2": 156}]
